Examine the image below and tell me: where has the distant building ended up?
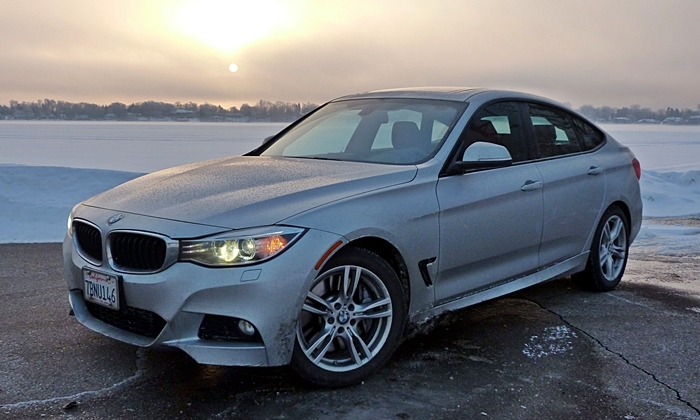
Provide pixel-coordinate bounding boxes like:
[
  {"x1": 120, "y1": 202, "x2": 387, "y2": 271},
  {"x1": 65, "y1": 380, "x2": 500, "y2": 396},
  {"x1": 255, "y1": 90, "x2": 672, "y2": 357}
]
[
  {"x1": 225, "y1": 112, "x2": 247, "y2": 122},
  {"x1": 13, "y1": 109, "x2": 35, "y2": 119},
  {"x1": 174, "y1": 109, "x2": 195, "y2": 121},
  {"x1": 637, "y1": 119, "x2": 660, "y2": 124},
  {"x1": 662, "y1": 117, "x2": 685, "y2": 124}
]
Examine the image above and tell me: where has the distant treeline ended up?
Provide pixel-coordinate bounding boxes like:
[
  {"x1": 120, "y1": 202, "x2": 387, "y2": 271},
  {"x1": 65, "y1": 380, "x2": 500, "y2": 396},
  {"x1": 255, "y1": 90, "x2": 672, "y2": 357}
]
[
  {"x1": 2, "y1": 98, "x2": 700, "y2": 124},
  {"x1": 0, "y1": 99, "x2": 319, "y2": 122},
  {"x1": 577, "y1": 104, "x2": 700, "y2": 124}
]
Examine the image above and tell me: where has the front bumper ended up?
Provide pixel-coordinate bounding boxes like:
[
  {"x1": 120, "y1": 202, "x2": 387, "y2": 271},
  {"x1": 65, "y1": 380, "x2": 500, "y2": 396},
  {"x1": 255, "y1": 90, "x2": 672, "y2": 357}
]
[{"x1": 63, "y1": 226, "x2": 343, "y2": 367}]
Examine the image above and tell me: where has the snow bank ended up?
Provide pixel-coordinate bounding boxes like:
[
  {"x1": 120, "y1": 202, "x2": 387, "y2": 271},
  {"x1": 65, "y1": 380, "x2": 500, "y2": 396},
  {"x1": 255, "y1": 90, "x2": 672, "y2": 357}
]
[
  {"x1": 640, "y1": 170, "x2": 700, "y2": 217},
  {"x1": 0, "y1": 165, "x2": 143, "y2": 243}
]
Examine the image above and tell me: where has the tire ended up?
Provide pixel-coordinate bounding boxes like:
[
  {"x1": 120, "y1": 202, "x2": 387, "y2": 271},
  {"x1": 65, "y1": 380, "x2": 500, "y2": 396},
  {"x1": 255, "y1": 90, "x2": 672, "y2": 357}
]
[
  {"x1": 573, "y1": 206, "x2": 630, "y2": 292},
  {"x1": 291, "y1": 247, "x2": 407, "y2": 387}
]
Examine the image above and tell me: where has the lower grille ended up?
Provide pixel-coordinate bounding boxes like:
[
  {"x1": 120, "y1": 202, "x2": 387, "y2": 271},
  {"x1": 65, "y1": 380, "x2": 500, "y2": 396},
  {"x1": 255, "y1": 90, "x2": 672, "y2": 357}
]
[
  {"x1": 74, "y1": 221, "x2": 102, "y2": 263},
  {"x1": 85, "y1": 301, "x2": 166, "y2": 338},
  {"x1": 109, "y1": 232, "x2": 167, "y2": 272}
]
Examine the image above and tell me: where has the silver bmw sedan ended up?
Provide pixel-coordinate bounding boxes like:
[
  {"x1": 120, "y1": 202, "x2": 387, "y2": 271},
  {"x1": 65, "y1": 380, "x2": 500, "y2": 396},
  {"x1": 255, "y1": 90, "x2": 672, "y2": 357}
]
[{"x1": 64, "y1": 88, "x2": 642, "y2": 387}]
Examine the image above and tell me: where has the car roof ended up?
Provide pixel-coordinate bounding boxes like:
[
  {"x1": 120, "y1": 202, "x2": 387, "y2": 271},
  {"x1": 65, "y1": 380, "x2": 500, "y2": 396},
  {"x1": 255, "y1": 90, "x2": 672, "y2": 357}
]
[
  {"x1": 333, "y1": 87, "x2": 485, "y2": 102},
  {"x1": 332, "y1": 87, "x2": 568, "y2": 108}
]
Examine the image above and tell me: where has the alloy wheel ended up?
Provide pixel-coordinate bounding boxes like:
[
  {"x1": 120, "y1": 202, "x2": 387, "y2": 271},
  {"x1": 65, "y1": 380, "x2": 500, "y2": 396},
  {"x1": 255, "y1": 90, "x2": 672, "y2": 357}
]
[
  {"x1": 598, "y1": 215, "x2": 627, "y2": 282},
  {"x1": 297, "y1": 265, "x2": 393, "y2": 372}
]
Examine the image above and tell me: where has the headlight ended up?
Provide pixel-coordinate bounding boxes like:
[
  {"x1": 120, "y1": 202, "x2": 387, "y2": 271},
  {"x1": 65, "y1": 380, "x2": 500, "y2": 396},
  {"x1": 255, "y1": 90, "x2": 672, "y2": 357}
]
[{"x1": 179, "y1": 226, "x2": 305, "y2": 266}]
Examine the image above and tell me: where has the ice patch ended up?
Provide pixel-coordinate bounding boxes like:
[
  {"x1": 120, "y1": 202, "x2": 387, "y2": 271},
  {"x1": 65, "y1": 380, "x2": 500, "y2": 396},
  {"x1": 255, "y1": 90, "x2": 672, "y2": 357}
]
[
  {"x1": 633, "y1": 223, "x2": 700, "y2": 256},
  {"x1": 523, "y1": 326, "x2": 577, "y2": 359},
  {"x1": 636, "y1": 224, "x2": 700, "y2": 239},
  {"x1": 0, "y1": 348, "x2": 147, "y2": 410}
]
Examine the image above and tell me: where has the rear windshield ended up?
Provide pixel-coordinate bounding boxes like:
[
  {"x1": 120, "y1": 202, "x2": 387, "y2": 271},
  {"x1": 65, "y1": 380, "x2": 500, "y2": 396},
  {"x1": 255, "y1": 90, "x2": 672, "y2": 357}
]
[{"x1": 260, "y1": 99, "x2": 466, "y2": 164}]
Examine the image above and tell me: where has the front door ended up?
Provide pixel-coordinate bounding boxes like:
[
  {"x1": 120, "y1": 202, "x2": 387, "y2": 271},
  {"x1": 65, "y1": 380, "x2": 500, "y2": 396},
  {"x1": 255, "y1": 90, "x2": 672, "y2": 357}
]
[
  {"x1": 435, "y1": 164, "x2": 544, "y2": 302},
  {"x1": 434, "y1": 101, "x2": 543, "y2": 302}
]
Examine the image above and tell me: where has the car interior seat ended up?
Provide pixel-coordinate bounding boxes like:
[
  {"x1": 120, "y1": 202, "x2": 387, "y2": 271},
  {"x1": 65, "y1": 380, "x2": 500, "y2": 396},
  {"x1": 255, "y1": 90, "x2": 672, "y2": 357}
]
[{"x1": 533, "y1": 124, "x2": 557, "y2": 157}]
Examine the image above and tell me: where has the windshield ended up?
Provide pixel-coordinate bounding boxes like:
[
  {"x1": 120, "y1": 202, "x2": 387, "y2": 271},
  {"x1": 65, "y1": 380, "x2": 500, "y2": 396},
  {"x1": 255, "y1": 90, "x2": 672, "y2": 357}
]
[{"x1": 260, "y1": 99, "x2": 466, "y2": 164}]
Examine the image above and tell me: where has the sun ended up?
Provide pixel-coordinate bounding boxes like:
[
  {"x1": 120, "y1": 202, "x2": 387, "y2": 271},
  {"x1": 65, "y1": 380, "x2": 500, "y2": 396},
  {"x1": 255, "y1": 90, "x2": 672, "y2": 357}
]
[{"x1": 174, "y1": 0, "x2": 291, "y2": 53}]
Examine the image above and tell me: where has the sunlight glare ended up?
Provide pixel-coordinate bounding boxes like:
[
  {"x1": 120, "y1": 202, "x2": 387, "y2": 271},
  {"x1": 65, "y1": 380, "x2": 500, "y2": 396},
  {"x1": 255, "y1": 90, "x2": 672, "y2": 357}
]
[
  {"x1": 175, "y1": 0, "x2": 290, "y2": 53},
  {"x1": 229, "y1": 63, "x2": 239, "y2": 72}
]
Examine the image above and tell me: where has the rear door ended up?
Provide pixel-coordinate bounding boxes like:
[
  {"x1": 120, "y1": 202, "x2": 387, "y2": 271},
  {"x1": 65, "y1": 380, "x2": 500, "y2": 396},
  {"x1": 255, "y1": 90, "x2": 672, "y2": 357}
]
[{"x1": 526, "y1": 103, "x2": 605, "y2": 266}]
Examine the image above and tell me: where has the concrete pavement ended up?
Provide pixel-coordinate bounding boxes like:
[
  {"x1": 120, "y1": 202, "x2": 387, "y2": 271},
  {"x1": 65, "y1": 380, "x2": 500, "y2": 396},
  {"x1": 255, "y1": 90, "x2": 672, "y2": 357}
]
[{"x1": 1, "y1": 237, "x2": 699, "y2": 419}]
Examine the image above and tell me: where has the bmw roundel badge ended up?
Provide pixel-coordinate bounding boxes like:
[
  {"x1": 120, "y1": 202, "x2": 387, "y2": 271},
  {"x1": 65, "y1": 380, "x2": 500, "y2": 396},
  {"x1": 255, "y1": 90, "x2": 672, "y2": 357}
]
[{"x1": 107, "y1": 213, "x2": 124, "y2": 225}]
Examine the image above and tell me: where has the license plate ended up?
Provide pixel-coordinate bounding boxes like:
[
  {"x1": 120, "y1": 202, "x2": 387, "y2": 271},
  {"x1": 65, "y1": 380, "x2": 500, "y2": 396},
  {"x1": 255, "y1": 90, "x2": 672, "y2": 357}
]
[{"x1": 83, "y1": 268, "x2": 120, "y2": 310}]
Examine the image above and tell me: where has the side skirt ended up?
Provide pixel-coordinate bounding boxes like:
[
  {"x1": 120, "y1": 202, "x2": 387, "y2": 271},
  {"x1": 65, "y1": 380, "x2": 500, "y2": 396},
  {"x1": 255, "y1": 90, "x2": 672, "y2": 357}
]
[{"x1": 408, "y1": 252, "x2": 589, "y2": 327}]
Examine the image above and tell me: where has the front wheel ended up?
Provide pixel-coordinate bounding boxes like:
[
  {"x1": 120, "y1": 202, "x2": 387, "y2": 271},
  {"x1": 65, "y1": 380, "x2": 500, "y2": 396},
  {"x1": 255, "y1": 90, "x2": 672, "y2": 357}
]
[
  {"x1": 291, "y1": 247, "x2": 406, "y2": 387},
  {"x1": 573, "y1": 206, "x2": 630, "y2": 292}
]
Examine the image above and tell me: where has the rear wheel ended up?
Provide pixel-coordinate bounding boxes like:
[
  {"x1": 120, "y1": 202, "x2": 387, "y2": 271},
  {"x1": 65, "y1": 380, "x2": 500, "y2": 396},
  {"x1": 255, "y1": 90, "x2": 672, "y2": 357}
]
[
  {"x1": 291, "y1": 247, "x2": 406, "y2": 387},
  {"x1": 573, "y1": 206, "x2": 629, "y2": 292}
]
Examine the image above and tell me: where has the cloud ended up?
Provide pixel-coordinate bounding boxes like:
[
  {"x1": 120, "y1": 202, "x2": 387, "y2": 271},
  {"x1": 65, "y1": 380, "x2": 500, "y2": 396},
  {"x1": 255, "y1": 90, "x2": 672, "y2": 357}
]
[{"x1": 1, "y1": 0, "x2": 699, "y2": 108}]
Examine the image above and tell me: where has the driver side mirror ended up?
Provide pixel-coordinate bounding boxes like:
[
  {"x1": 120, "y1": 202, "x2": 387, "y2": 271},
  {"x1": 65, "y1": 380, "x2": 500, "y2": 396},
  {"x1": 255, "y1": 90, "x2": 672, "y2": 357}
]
[{"x1": 449, "y1": 141, "x2": 513, "y2": 173}]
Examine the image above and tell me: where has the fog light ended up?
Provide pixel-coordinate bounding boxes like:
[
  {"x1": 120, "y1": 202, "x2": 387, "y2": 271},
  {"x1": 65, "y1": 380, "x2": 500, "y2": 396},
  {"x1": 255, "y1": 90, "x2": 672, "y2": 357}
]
[{"x1": 237, "y1": 320, "x2": 256, "y2": 336}]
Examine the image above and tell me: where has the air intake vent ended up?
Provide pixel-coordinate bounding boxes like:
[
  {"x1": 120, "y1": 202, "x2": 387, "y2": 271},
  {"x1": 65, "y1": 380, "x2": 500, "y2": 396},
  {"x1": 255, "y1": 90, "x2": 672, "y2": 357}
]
[
  {"x1": 109, "y1": 232, "x2": 167, "y2": 272},
  {"x1": 73, "y1": 221, "x2": 103, "y2": 263},
  {"x1": 85, "y1": 301, "x2": 166, "y2": 338}
]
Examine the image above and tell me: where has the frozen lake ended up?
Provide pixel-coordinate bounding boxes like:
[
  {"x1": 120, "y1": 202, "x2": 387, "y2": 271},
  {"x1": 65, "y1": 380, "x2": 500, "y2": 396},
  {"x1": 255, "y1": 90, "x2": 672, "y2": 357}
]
[
  {"x1": 1, "y1": 121, "x2": 699, "y2": 172},
  {"x1": 601, "y1": 124, "x2": 700, "y2": 171},
  {"x1": 1, "y1": 121, "x2": 699, "y2": 242},
  {"x1": 0, "y1": 121, "x2": 288, "y2": 172}
]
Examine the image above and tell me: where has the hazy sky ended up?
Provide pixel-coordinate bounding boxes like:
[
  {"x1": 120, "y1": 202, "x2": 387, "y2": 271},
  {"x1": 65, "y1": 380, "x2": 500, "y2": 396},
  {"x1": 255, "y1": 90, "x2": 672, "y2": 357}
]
[{"x1": 1, "y1": 0, "x2": 699, "y2": 109}]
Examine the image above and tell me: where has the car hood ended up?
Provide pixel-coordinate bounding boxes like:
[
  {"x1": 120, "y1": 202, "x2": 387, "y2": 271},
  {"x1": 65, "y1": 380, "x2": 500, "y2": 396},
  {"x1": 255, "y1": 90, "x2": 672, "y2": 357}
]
[{"x1": 84, "y1": 156, "x2": 417, "y2": 230}]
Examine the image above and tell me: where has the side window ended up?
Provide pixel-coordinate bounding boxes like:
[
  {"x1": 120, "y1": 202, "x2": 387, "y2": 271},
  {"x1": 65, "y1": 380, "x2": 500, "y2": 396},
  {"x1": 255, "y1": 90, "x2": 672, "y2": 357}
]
[
  {"x1": 460, "y1": 102, "x2": 527, "y2": 162},
  {"x1": 526, "y1": 103, "x2": 582, "y2": 158},
  {"x1": 572, "y1": 117, "x2": 605, "y2": 150}
]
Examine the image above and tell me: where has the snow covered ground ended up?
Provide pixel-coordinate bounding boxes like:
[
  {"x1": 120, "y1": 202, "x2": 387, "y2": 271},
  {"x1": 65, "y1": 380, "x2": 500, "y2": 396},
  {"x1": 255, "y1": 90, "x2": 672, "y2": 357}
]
[{"x1": 0, "y1": 121, "x2": 699, "y2": 244}]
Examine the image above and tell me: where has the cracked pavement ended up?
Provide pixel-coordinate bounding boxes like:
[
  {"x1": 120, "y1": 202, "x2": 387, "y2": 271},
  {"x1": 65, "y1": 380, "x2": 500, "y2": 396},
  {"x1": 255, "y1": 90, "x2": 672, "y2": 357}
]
[{"x1": 1, "y1": 219, "x2": 699, "y2": 419}]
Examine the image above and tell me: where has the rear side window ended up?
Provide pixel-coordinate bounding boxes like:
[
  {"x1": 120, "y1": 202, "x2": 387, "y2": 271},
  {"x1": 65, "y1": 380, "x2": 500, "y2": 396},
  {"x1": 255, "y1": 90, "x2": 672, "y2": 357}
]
[
  {"x1": 572, "y1": 117, "x2": 605, "y2": 150},
  {"x1": 526, "y1": 103, "x2": 582, "y2": 158}
]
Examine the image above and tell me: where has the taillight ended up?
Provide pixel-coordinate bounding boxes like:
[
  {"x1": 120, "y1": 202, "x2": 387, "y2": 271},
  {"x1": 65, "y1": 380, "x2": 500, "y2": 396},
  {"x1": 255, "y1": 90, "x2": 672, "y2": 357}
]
[{"x1": 632, "y1": 158, "x2": 641, "y2": 180}]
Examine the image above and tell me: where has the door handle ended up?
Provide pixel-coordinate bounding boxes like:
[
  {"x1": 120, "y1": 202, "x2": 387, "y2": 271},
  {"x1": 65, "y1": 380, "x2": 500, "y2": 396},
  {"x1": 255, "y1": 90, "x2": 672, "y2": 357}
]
[
  {"x1": 521, "y1": 180, "x2": 542, "y2": 191},
  {"x1": 587, "y1": 166, "x2": 603, "y2": 175}
]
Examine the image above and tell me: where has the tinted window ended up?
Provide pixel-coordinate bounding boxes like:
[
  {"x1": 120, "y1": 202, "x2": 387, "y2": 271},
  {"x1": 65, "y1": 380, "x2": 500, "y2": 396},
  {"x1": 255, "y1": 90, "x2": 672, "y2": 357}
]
[
  {"x1": 572, "y1": 117, "x2": 605, "y2": 150},
  {"x1": 527, "y1": 104, "x2": 582, "y2": 158},
  {"x1": 460, "y1": 102, "x2": 528, "y2": 162}
]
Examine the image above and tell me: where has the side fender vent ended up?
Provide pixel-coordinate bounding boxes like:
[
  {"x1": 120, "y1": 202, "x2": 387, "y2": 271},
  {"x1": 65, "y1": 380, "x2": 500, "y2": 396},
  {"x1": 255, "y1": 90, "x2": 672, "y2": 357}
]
[{"x1": 418, "y1": 257, "x2": 437, "y2": 287}]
